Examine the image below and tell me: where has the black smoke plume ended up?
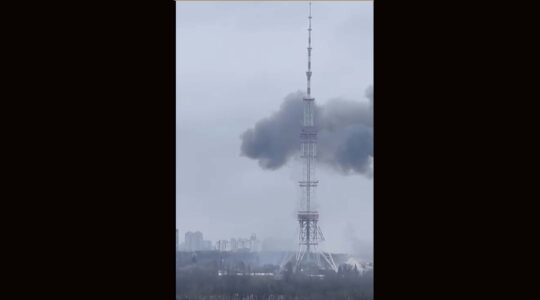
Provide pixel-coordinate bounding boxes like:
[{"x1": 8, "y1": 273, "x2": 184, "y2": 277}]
[{"x1": 240, "y1": 86, "x2": 373, "y2": 176}]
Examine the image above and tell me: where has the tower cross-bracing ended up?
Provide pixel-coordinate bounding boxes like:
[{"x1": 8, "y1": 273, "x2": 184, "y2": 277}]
[{"x1": 294, "y1": 1, "x2": 337, "y2": 273}]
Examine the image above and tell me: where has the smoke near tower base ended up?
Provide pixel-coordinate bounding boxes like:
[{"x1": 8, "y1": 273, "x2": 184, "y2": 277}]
[{"x1": 240, "y1": 86, "x2": 373, "y2": 176}]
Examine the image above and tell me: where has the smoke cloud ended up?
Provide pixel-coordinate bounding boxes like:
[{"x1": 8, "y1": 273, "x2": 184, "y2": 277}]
[{"x1": 240, "y1": 86, "x2": 374, "y2": 176}]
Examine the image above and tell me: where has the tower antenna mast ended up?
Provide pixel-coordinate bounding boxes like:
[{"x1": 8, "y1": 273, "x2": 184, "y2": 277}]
[{"x1": 293, "y1": 1, "x2": 337, "y2": 273}]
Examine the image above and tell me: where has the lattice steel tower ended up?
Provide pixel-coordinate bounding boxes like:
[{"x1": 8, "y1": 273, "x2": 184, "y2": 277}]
[{"x1": 294, "y1": 2, "x2": 337, "y2": 273}]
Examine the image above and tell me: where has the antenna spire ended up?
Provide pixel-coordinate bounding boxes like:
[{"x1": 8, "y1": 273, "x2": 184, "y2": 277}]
[{"x1": 306, "y1": 1, "x2": 313, "y2": 97}]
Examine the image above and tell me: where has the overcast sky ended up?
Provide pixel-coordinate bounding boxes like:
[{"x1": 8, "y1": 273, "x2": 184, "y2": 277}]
[{"x1": 176, "y1": 1, "x2": 373, "y2": 258}]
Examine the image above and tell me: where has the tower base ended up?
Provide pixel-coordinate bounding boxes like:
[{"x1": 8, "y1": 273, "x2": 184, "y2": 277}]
[
  {"x1": 279, "y1": 211, "x2": 338, "y2": 273},
  {"x1": 295, "y1": 242, "x2": 337, "y2": 273}
]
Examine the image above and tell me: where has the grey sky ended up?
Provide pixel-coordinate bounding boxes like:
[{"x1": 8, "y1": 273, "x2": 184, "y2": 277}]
[{"x1": 176, "y1": 1, "x2": 373, "y2": 257}]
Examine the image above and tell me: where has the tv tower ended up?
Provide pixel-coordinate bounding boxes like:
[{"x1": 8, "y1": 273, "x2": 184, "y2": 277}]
[{"x1": 294, "y1": 1, "x2": 337, "y2": 273}]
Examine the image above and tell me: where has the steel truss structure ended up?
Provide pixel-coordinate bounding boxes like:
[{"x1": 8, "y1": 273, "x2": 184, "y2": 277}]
[{"x1": 293, "y1": 2, "x2": 337, "y2": 273}]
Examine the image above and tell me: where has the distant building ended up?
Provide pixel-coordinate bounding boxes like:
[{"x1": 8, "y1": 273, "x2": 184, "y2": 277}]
[
  {"x1": 230, "y1": 238, "x2": 238, "y2": 251},
  {"x1": 181, "y1": 231, "x2": 212, "y2": 251},
  {"x1": 217, "y1": 233, "x2": 260, "y2": 252},
  {"x1": 249, "y1": 233, "x2": 261, "y2": 252},
  {"x1": 185, "y1": 231, "x2": 202, "y2": 251},
  {"x1": 216, "y1": 240, "x2": 229, "y2": 251}
]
